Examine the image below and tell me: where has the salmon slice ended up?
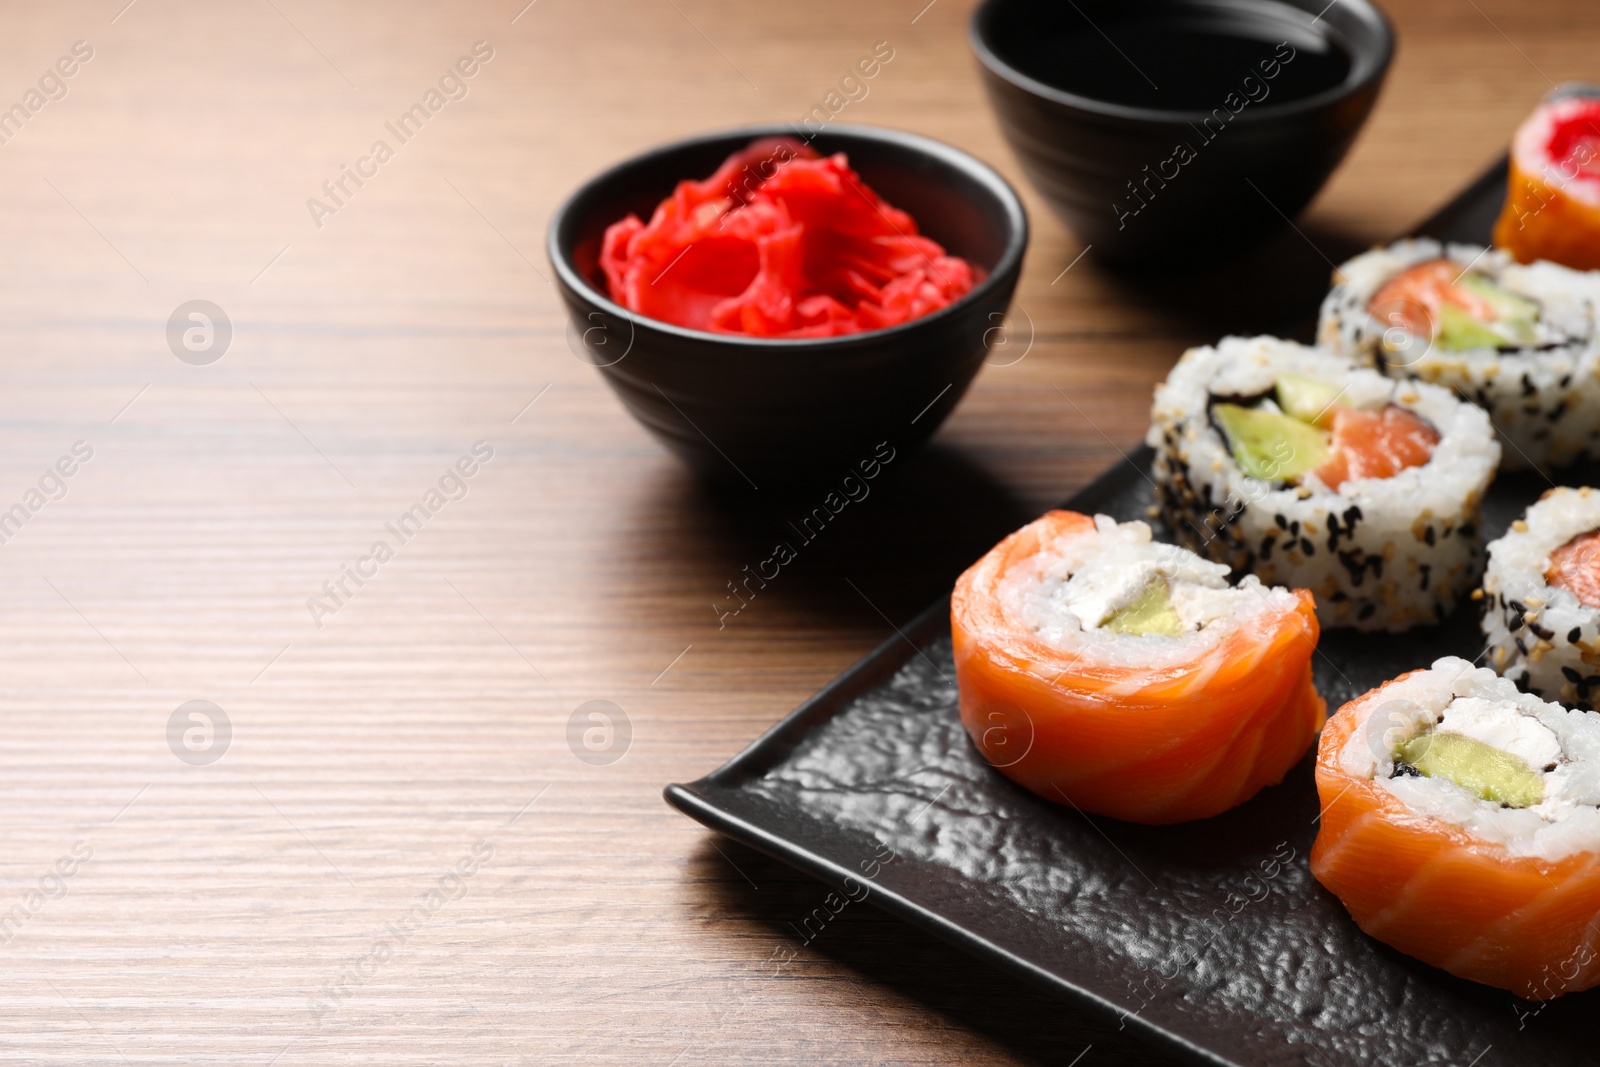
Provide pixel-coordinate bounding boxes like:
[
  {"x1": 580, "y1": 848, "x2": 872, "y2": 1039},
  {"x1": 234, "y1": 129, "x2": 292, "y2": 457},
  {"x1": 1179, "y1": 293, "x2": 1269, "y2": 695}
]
[
  {"x1": 1367, "y1": 258, "x2": 1496, "y2": 337},
  {"x1": 1311, "y1": 674, "x2": 1600, "y2": 999},
  {"x1": 1313, "y1": 405, "x2": 1440, "y2": 491},
  {"x1": 1546, "y1": 529, "x2": 1600, "y2": 608},
  {"x1": 951, "y1": 510, "x2": 1325, "y2": 825}
]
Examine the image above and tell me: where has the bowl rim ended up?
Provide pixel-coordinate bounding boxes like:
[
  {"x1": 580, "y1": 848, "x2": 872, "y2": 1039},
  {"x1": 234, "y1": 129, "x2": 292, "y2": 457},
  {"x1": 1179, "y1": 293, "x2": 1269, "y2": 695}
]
[
  {"x1": 968, "y1": 0, "x2": 1395, "y2": 126},
  {"x1": 546, "y1": 122, "x2": 1029, "y2": 351}
]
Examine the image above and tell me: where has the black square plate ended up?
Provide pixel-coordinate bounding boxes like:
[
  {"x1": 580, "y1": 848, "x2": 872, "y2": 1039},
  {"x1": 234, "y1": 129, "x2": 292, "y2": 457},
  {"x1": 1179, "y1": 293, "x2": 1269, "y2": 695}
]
[{"x1": 666, "y1": 157, "x2": 1599, "y2": 1067}]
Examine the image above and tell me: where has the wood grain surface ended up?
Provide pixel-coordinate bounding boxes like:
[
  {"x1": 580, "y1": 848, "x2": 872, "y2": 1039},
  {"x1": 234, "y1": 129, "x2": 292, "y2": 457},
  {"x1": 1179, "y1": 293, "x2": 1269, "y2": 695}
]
[{"x1": 0, "y1": 0, "x2": 1591, "y2": 1063}]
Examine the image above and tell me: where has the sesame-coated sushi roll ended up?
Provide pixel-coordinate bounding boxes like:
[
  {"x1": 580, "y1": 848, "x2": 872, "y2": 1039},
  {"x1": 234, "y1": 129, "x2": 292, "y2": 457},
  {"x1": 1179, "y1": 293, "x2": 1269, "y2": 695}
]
[
  {"x1": 1313, "y1": 657, "x2": 1600, "y2": 999},
  {"x1": 953, "y1": 510, "x2": 1324, "y2": 825},
  {"x1": 1318, "y1": 238, "x2": 1600, "y2": 470},
  {"x1": 1482, "y1": 487, "x2": 1600, "y2": 709},
  {"x1": 1149, "y1": 337, "x2": 1500, "y2": 632}
]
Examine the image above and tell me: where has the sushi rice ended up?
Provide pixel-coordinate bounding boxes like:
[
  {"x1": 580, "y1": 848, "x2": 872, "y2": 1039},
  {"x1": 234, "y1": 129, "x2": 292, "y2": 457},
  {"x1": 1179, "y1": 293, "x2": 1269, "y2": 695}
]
[
  {"x1": 1332, "y1": 656, "x2": 1600, "y2": 862},
  {"x1": 1483, "y1": 487, "x2": 1600, "y2": 709},
  {"x1": 1149, "y1": 336, "x2": 1500, "y2": 632},
  {"x1": 997, "y1": 513, "x2": 1303, "y2": 672},
  {"x1": 1318, "y1": 238, "x2": 1600, "y2": 470}
]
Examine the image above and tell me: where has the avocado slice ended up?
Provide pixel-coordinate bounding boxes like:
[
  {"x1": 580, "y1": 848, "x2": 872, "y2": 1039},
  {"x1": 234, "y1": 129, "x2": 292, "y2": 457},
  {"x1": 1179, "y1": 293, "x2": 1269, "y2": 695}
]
[
  {"x1": 1396, "y1": 730, "x2": 1545, "y2": 808},
  {"x1": 1212, "y1": 403, "x2": 1331, "y2": 482},
  {"x1": 1275, "y1": 373, "x2": 1344, "y2": 428},
  {"x1": 1458, "y1": 274, "x2": 1540, "y2": 340},
  {"x1": 1103, "y1": 577, "x2": 1184, "y2": 636}
]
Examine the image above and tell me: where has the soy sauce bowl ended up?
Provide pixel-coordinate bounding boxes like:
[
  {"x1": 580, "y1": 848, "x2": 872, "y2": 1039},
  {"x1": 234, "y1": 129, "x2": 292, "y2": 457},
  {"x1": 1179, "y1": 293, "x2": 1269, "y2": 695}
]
[
  {"x1": 548, "y1": 124, "x2": 1027, "y2": 488},
  {"x1": 971, "y1": 0, "x2": 1393, "y2": 270}
]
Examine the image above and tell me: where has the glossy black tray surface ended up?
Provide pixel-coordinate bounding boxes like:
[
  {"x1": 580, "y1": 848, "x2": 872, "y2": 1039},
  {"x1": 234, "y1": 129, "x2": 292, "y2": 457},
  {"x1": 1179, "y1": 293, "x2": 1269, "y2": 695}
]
[{"x1": 666, "y1": 157, "x2": 1597, "y2": 1067}]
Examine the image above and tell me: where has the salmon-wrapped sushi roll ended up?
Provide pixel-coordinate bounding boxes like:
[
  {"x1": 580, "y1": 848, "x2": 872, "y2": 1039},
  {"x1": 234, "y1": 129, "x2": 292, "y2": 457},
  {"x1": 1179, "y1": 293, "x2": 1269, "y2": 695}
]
[
  {"x1": 952, "y1": 510, "x2": 1324, "y2": 825},
  {"x1": 1494, "y1": 89, "x2": 1600, "y2": 272},
  {"x1": 1313, "y1": 657, "x2": 1600, "y2": 999}
]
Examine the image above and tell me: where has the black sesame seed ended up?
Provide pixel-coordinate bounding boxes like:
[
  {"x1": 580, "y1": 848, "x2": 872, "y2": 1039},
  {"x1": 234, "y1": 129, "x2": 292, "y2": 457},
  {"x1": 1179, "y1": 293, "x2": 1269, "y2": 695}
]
[
  {"x1": 1571, "y1": 627, "x2": 1583, "y2": 644},
  {"x1": 1338, "y1": 550, "x2": 1380, "y2": 588},
  {"x1": 1563, "y1": 665, "x2": 1584, "y2": 684}
]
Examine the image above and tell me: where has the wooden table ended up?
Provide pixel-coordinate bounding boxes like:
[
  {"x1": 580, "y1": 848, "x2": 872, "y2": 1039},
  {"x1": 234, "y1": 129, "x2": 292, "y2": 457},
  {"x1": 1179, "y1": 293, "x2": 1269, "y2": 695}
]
[{"x1": 0, "y1": 0, "x2": 1591, "y2": 1063}]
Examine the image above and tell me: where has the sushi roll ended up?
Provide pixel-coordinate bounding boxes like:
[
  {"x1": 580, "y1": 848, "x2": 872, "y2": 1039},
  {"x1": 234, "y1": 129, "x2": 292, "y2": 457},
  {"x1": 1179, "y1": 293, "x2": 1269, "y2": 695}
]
[
  {"x1": 1482, "y1": 487, "x2": 1600, "y2": 709},
  {"x1": 1494, "y1": 88, "x2": 1600, "y2": 272},
  {"x1": 1317, "y1": 237, "x2": 1600, "y2": 470},
  {"x1": 1313, "y1": 657, "x2": 1600, "y2": 999},
  {"x1": 1149, "y1": 336, "x2": 1500, "y2": 632},
  {"x1": 952, "y1": 510, "x2": 1324, "y2": 825}
]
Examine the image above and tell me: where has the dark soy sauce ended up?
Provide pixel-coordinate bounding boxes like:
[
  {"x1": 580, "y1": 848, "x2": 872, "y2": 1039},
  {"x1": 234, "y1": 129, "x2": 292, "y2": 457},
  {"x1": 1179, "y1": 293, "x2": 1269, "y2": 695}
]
[{"x1": 995, "y1": 1, "x2": 1352, "y2": 111}]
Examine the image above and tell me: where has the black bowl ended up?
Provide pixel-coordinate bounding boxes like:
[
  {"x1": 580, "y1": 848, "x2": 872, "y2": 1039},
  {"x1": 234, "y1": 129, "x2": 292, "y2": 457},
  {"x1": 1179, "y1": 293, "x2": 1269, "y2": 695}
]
[
  {"x1": 547, "y1": 124, "x2": 1028, "y2": 488},
  {"x1": 970, "y1": 0, "x2": 1393, "y2": 270}
]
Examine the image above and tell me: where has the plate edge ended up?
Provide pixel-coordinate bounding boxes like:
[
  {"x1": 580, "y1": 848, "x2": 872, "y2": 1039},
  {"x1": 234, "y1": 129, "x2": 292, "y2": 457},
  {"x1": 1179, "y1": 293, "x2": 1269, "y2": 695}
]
[{"x1": 662, "y1": 781, "x2": 1241, "y2": 1067}]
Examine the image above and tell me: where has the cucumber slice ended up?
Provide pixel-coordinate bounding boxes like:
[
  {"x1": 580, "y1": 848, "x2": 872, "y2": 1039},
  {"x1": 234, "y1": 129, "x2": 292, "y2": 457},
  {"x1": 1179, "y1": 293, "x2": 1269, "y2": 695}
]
[
  {"x1": 1103, "y1": 577, "x2": 1183, "y2": 636},
  {"x1": 1435, "y1": 303, "x2": 1513, "y2": 351},
  {"x1": 1432, "y1": 276, "x2": 1541, "y2": 350},
  {"x1": 1212, "y1": 403, "x2": 1331, "y2": 482},
  {"x1": 1459, "y1": 274, "x2": 1541, "y2": 334},
  {"x1": 1396, "y1": 730, "x2": 1545, "y2": 808},
  {"x1": 1275, "y1": 373, "x2": 1343, "y2": 428}
]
